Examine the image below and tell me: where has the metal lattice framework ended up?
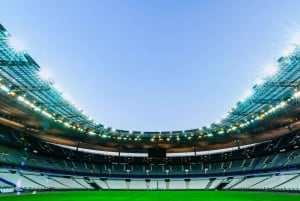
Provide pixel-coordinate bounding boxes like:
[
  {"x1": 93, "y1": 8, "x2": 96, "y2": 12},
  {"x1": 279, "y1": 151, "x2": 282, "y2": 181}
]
[
  {"x1": 1, "y1": 23, "x2": 300, "y2": 143},
  {"x1": 0, "y1": 24, "x2": 101, "y2": 132}
]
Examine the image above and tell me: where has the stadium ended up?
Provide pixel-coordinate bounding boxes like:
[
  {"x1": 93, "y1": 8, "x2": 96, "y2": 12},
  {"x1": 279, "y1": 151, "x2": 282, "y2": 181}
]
[{"x1": 1, "y1": 5, "x2": 300, "y2": 201}]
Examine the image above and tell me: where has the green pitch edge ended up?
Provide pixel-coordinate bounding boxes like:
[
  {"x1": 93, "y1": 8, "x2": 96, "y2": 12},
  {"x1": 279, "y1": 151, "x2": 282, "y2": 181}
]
[{"x1": 1, "y1": 191, "x2": 299, "y2": 201}]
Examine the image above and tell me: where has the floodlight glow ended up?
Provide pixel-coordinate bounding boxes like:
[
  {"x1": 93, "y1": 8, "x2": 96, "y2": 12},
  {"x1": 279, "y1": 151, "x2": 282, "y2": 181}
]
[
  {"x1": 62, "y1": 92, "x2": 77, "y2": 106},
  {"x1": 280, "y1": 101, "x2": 286, "y2": 107},
  {"x1": 282, "y1": 45, "x2": 296, "y2": 57},
  {"x1": 262, "y1": 63, "x2": 279, "y2": 78},
  {"x1": 255, "y1": 78, "x2": 264, "y2": 86},
  {"x1": 38, "y1": 68, "x2": 53, "y2": 82},
  {"x1": 0, "y1": 84, "x2": 10, "y2": 93},
  {"x1": 240, "y1": 89, "x2": 253, "y2": 102},
  {"x1": 64, "y1": 122, "x2": 71, "y2": 127},
  {"x1": 218, "y1": 130, "x2": 224, "y2": 134},
  {"x1": 88, "y1": 131, "x2": 96, "y2": 135},
  {"x1": 41, "y1": 110, "x2": 52, "y2": 118},
  {"x1": 8, "y1": 91, "x2": 16, "y2": 96},
  {"x1": 294, "y1": 91, "x2": 300, "y2": 98},
  {"x1": 220, "y1": 114, "x2": 228, "y2": 121},
  {"x1": 282, "y1": 31, "x2": 300, "y2": 57},
  {"x1": 34, "y1": 107, "x2": 41, "y2": 112},
  {"x1": 214, "y1": 119, "x2": 221, "y2": 124},
  {"x1": 52, "y1": 83, "x2": 65, "y2": 95},
  {"x1": 17, "y1": 96, "x2": 25, "y2": 102},
  {"x1": 8, "y1": 36, "x2": 26, "y2": 52}
]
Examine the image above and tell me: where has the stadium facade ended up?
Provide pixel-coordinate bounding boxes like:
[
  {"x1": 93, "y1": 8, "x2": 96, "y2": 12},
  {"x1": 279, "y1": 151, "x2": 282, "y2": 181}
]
[{"x1": 0, "y1": 24, "x2": 300, "y2": 192}]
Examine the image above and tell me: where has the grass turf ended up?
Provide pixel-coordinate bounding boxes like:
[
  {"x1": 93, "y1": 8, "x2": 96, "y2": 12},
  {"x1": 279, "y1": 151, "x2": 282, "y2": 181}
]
[{"x1": 1, "y1": 191, "x2": 299, "y2": 201}]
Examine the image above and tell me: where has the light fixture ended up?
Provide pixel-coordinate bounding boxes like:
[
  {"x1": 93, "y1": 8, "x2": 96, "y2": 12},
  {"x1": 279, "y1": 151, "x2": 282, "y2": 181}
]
[
  {"x1": 8, "y1": 36, "x2": 26, "y2": 52},
  {"x1": 262, "y1": 63, "x2": 279, "y2": 78}
]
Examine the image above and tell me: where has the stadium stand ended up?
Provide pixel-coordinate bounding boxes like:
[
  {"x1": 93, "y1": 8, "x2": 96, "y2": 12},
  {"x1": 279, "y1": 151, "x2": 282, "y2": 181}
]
[
  {"x1": 127, "y1": 179, "x2": 147, "y2": 190},
  {"x1": 1, "y1": 161, "x2": 300, "y2": 191},
  {"x1": 189, "y1": 178, "x2": 210, "y2": 189},
  {"x1": 231, "y1": 176, "x2": 269, "y2": 189},
  {"x1": 0, "y1": 171, "x2": 43, "y2": 190},
  {"x1": 1, "y1": 23, "x2": 300, "y2": 193},
  {"x1": 74, "y1": 178, "x2": 93, "y2": 189},
  {"x1": 250, "y1": 174, "x2": 296, "y2": 189},
  {"x1": 275, "y1": 174, "x2": 300, "y2": 191}
]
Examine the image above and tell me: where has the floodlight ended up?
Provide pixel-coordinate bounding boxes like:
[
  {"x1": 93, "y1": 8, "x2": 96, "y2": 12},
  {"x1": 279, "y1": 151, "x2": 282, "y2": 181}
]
[
  {"x1": 294, "y1": 91, "x2": 300, "y2": 98},
  {"x1": 18, "y1": 96, "x2": 25, "y2": 102},
  {"x1": 218, "y1": 130, "x2": 224, "y2": 134},
  {"x1": 262, "y1": 63, "x2": 279, "y2": 78},
  {"x1": 255, "y1": 78, "x2": 264, "y2": 86},
  {"x1": 88, "y1": 131, "x2": 96, "y2": 135},
  {"x1": 282, "y1": 45, "x2": 296, "y2": 57},
  {"x1": 8, "y1": 36, "x2": 26, "y2": 52},
  {"x1": 38, "y1": 68, "x2": 53, "y2": 82},
  {"x1": 0, "y1": 84, "x2": 10, "y2": 93},
  {"x1": 282, "y1": 31, "x2": 300, "y2": 57},
  {"x1": 280, "y1": 101, "x2": 286, "y2": 108},
  {"x1": 240, "y1": 89, "x2": 253, "y2": 102}
]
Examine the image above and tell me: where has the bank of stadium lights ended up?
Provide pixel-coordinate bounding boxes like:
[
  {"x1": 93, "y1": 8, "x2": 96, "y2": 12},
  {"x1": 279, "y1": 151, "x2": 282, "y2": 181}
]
[
  {"x1": 211, "y1": 61, "x2": 282, "y2": 136},
  {"x1": 38, "y1": 69, "x2": 97, "y2": 127},
  {"x1": 2, "y1": 42, "x2": 300, "y2": 142},
  {"x1": 0, "y1": 82, "x2": 87, "y2": 132},
  {"x1": 0, "y1": 30, "x2": 297, "y2": 142},
  {"x1": 16, "y1": 95, "x2": 53, "y2": 118},
  {"x1": 53, "y1": 83, "x2": 91, "y2": 120},
  {"x1": 233, "y1": 63, "x2": 278, "y2": 106},
  {"x1": 230, "y1": 62, "x2": 278, "y2": 103},
  {"x1": 0, "y1": 84, "x2": 10, "y2": 93},
  {"x1": 64, "y1": 122, "x2": 71, "y2": 128},
  {"x1": 6, "y1": 63, "x2": 296, "y2": 141}
]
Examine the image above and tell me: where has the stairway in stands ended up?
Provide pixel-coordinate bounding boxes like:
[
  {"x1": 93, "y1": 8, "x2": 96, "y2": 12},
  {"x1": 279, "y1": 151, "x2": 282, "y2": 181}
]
[{"x1": 85, "y1": 178, "x2": 101, "y2": 190}]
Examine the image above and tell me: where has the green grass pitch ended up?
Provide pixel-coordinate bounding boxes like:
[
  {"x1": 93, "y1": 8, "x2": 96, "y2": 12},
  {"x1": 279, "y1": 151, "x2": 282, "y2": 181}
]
[{"x1": 1, "y1": 191, "x2": 299, "y2": 201}]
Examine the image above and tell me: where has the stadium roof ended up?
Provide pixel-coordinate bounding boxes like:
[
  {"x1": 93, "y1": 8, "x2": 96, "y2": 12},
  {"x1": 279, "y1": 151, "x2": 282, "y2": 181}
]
[{"x1": 1, "y1": 23, "x2": 300, "y2": 152}]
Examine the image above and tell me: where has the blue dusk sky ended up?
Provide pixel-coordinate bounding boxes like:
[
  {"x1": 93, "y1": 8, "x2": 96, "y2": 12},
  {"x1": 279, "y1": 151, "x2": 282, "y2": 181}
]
[{"x1": 1, "y1": 0, "x2": 300, "y2": 131}]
